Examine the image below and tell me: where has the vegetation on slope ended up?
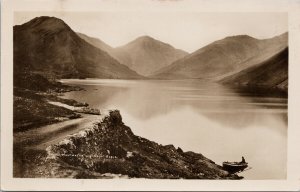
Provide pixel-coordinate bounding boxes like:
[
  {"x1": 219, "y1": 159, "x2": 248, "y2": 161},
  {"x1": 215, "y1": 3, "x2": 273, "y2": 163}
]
[
  {"x1": 45, "y1": 110, "x2": 241, "y2": 179},
  {"x1": 152, "y1": 33, "x2": 287, "y2": 80},
  {"x1": 13, "y1": 73, "x2": 84, "y2": 132},
  {"x1": 14, "y1": 16, "x2": 142, "y2": 79},
  {"x1": 220, "y1": 47, "x2": 288, "y2": 92}
]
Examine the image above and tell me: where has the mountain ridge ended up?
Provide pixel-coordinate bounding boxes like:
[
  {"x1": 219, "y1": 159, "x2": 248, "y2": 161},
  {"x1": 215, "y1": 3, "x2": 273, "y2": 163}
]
[
  {"x1": 151, "y1": 32, "x2": 288, "y2": 80},
  {"x1": 14, "y1": 16, "x2": 288, "y2": 85},
  {"x1": 77, "y1": 32, "x2": 114, "y2": 54},
  {"x1": 14, "y1": 16, "x2": 142, "y2": 79},
  {"x1": 220, "y1": 47, "x2": 288, "y2": 91},
  {"x1": 113, "y1": 35, "x2": 188, "y2": 76},
  {"x1": 77, "y1": 34, "x2": 188, "y2": 76}
]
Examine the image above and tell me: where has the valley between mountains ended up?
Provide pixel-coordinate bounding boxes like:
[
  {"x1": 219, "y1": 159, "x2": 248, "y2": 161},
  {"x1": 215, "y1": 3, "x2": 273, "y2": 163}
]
[{"x1": 15, "y1": 16, "x2": 288, "y2": 91}]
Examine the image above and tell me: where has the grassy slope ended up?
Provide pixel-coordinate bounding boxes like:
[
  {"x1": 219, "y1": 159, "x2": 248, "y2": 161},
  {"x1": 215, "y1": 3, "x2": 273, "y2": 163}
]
[
  {"x1": 220, "y1": 47, "x2": 288, "y2": 91},
  {"x1": 13, "y1": 73, "x2": 81, "y2": 132},
  {"x1": 14, "y1": 16, "x2": 142, "y2": 79},
  {"x1": 36, "y1": 111, "x2": 241, "y2": 179},
  {"x1": 152, "y1": 33, "x2": 287, "y2": 79},
  {"x1": 77, "y1": 33, "x2": 188, "y2": 76},
  {"x1": 112, "y1": 36, "x2": 188, "y2": 76},
  {"x1": 13, "y1": 90, "x2": 79, "y2": 132}
]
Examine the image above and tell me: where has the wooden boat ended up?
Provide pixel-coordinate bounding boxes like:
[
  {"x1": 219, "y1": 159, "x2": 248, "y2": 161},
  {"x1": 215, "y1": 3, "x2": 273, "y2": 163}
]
[{"x1": 222, "y1": 161, "x2": 248, "y2": 173}]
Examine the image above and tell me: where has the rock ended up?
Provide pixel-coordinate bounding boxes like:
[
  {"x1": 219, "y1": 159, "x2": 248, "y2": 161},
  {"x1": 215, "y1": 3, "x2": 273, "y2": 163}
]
[
  {"x1": 68, "y1": 113, "x2": 81, "y2": 119},
  {"x1": 48, "y1": 110, "x2": 240, "y2": 179},
  {"x1": 177, "y1": 147, "x2": 184, "y2": 153},
  {"x1": 74, "y1": 107, "x2": 100, "y2": 115}
]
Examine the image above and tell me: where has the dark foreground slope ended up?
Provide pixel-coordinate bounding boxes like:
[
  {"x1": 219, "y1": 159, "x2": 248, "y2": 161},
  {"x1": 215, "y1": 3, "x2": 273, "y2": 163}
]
[
  {"x1": 15, "y1": 110, "x2": 240, "y2": 179},
  {"x1": 13, "y1": 73, "x2": 83, "y2": 132},
  {"x1": 220, "y1": 48, "x2": 288, "y2": 91},
  {"x1": 14, "y1": 16, "x2": 141, "y2": 79}
]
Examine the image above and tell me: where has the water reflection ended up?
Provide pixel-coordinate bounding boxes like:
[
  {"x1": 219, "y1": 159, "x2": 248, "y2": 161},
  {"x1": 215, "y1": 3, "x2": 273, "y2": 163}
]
[{"x1": 61, "y1": 79, "x2": 287, "y2": 179}]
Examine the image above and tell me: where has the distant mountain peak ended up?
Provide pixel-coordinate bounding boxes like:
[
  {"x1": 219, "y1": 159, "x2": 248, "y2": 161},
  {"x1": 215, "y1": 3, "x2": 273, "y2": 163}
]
[
  {"x1": 125, "y1": 35, "x2": 178, "y2": 51},
  {"x1": 137, "y1": 35, "x2": 155, "y2": 41},
  {"x1": 224, "y1": 34, "x2": 256, "y2": 40},
  {"x1": 129, "y1": 35, "x2": 160, "y2": 45},
  {"x1": 74, "y1": 33, "x2": 188, "y2": 76},
  {"x1": 112, "y1": 35, "x2": 188, "y2": 76}
]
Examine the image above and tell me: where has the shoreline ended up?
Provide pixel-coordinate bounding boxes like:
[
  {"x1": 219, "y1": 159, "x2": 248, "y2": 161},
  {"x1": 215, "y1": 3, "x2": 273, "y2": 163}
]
[
  {"x1": 14, "y1": 109, "x2": 241, "y2": 179},
  {"x1": 13, "y1": 80, "x2": 242, "y2": 179}
]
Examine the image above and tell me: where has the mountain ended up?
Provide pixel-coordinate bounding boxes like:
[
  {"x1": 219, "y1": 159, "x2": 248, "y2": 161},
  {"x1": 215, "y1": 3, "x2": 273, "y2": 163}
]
[
  {"x1": 152, "y1": 33, "x2": 288, "y2": 79},
  {"x1": 220, "y1": 47, "x2": 288, "y2": 91},
  {"x1": 75, "y1": 34, "x2": 188, "y2": 76},
  {"x1": 14, "y1": 16, "x2": 142, "y2": 79},
  {"x1": 112, "y1": 36, "x2": 188, "y2": 76},
  {"x1": 77, "y1": 32, "x2": 113, "y2": 54}
]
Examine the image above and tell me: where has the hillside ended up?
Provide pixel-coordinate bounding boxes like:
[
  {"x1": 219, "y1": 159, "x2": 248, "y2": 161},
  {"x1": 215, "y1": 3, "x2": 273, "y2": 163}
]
[
  {"x1": 77, "y1": 32, "x2": 113, "y2": 54},
  {"x1": 152, "y1": 33, "x2": 288, "y2": 79},
  {"x1": 113, "y1": 36, "x2": 188, "y2": 76},
  {"x1": 14, "y1": 16, "x2": 142, "y2": 79},
  {"x1": 220, "y1": 47, "x2": 288, "y2": 91},
  {"x1": 37, "y1": 110, "x2": 240, "y2": 179},
  {"x1": 75, "y1": 34, "x2": 188, "y2": 76}
]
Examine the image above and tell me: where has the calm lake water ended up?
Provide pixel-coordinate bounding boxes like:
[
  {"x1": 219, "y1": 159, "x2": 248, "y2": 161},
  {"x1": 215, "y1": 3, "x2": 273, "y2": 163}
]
[{"x1": 60, "y1": 79, "x2": 287, "y2": 179}]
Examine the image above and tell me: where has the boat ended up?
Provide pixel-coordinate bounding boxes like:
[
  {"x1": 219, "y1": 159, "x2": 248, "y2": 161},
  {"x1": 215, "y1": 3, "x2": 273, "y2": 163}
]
[{"x1": 222, "y1": 161, "x2": 248, "y2": 173}]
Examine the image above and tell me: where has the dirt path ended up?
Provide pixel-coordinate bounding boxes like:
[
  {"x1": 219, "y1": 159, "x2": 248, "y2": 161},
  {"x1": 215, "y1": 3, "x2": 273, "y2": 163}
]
[
  {"x1": 14, "y1": 114, "x2": 101, "y2": 150},
  {"x1": 13, "y1": 114, "x2": 102, "y2": 177}
]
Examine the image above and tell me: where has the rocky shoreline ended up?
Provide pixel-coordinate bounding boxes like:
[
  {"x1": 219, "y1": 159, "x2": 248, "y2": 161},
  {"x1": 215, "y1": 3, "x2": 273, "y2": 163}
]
[
  {"x1": 13, "y1": 73, "x2": 242, "y2": 179},
  {"x1": 13, "y1": 72, "x2": 102, "y2": 132},
  {"x1": 15, "y1": 110, "x2": 241, "y2": 179}
]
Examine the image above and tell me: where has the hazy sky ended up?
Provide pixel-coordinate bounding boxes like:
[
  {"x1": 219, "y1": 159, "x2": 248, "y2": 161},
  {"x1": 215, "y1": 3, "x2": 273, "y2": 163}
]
[{"x1": 15, "y1": 12, "x2": 287, "y2": 53}]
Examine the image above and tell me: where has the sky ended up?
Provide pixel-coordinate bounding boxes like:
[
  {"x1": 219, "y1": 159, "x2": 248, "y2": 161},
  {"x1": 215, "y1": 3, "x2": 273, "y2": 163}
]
[{"x1": 15, "y1": 12, "x2": 287, "y2": 53}]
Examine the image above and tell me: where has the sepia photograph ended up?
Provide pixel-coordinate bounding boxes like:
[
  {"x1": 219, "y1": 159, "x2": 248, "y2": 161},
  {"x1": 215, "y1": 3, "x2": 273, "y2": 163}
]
[
  {"x1": 12, "y1": 11, "x2": 288, "y2": 180},
  {"x1": 2, "y1": 0, "x2": 300, "y2": 191}
]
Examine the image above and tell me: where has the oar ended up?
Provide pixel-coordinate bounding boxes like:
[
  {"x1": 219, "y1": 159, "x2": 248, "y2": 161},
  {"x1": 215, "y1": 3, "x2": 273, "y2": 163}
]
[{"x1": 241, "y1": 167, "x2": 252, "y2": 172}]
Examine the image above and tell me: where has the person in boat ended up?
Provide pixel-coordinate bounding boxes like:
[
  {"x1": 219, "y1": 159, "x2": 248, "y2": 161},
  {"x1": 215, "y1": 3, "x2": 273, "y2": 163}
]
[{"x1": 241, "y1": 156, "x2": 246, "y2": 164}]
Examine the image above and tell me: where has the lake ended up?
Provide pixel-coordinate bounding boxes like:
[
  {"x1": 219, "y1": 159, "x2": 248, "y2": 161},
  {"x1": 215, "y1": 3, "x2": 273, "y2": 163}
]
[{"x1": 60, "y1": 79, "x2": 287, "y2": 179}]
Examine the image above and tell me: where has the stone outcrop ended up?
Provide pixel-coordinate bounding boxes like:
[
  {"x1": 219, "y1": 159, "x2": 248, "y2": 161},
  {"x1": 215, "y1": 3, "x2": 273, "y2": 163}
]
[{"x1": 47, "y1": 110, "x2": 241, "y2": 179}]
